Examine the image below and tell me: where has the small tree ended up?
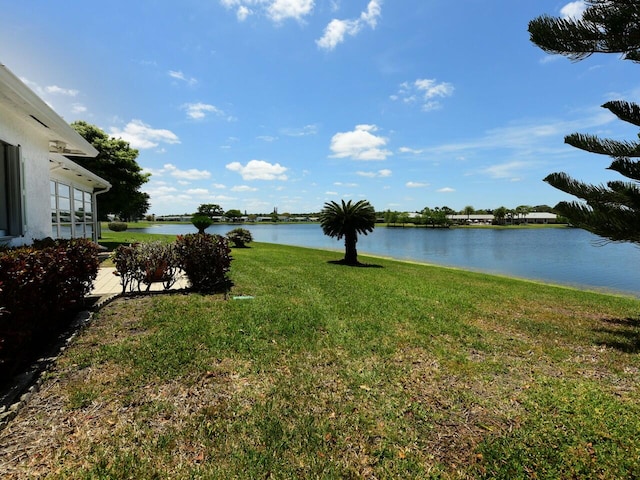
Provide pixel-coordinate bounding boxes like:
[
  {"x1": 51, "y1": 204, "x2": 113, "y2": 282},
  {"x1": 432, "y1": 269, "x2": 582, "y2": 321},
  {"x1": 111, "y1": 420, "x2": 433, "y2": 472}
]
[
  {"x1": 463, "y1": 205, "x2": 475, "y2": 221},
  {"x1": 320, "y1": 199, "x2": 376, "y2": 266},
  {"x1": 71, "y1": 121, "x2": 150, "y2": 221},
  {"x1": 226, "y1": 228, "x2": 253, "y2": 248},
  {"x1": 225, "y1": 209, "x2": 243, "y2": 222},
  {"x1": 197, "y1": 203, "x2": 224, "y2": 218},
  {"x1": 493, "y1": 206, "x2": 508, "y2": 225},
  {"x1": 191, "y1": 214, "x2": 213, "y2": 234}
]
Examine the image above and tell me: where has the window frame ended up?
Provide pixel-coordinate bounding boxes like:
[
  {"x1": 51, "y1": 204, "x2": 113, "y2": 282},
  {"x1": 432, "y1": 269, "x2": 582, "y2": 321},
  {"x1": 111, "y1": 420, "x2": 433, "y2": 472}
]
[{"x1": 0, "y1": 141, "x2": 24, "y2": 238}]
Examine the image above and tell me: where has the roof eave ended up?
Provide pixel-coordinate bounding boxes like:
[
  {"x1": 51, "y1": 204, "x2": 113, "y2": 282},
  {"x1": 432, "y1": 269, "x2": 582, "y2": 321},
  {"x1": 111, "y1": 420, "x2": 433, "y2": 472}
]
[{"x1": 0, "y1": 63, "x2": 98, "y2": 158}]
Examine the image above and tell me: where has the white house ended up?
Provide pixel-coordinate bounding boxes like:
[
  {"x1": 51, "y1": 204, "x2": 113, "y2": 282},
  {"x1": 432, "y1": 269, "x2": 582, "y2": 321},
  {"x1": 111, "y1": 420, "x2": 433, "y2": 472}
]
[{"x1": 0, "y1": 63, "x2": 110, "y2": 247}]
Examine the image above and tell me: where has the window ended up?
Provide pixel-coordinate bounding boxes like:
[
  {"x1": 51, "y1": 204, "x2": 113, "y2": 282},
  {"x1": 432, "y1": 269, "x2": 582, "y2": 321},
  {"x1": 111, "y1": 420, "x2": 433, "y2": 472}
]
[
  {"x1": 0, "y1": 141, "x2": 23, "y2": 237},
  {"x1": 50, "y1": 180, "x2": 94, "y2": 240}
]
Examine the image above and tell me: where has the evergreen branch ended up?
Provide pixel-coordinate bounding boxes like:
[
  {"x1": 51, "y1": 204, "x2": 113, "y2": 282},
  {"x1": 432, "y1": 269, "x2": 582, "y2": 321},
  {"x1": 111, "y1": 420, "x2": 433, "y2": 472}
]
[
  {"x1": 529, "y1": 2, "x2": 640, "y2": 62},
  {"x1": 603, "y1": 100, "x2": 640, "y2": 127},
  {"x1": 565, "y1": 133, "x2": 640, "y2": 157},
  {"x1": 544, "y1": 172, "x2": 612, "y2": 202},
  {"x1": 608, "y1": 157, "x2": 640, "y2": 181}
]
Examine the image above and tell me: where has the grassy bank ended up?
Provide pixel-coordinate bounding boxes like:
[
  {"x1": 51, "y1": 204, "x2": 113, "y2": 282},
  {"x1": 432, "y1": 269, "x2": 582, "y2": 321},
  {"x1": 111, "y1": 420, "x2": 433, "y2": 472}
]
[{"x1": 2, "y1": 243, "x2": 639, "y2": 478}]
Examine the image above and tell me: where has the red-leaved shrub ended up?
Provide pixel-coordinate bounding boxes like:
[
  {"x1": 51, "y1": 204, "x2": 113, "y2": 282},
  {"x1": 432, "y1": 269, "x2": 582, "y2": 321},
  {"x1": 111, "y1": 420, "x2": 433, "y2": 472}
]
[
  {"x1": 0, "y1": 238, "x2": 99, "y2": 380},
  {"x1": 175, "y1": 233, "x2": 233, "y2": 293}
]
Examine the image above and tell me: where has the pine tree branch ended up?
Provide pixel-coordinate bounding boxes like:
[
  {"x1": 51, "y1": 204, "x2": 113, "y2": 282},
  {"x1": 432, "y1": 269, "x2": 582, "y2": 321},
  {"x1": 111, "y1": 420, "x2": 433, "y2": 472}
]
[
  {"x1": 603, "y1": 100, "x2": 640, "y2": 127},
  {"x1": 608, "y1": 157, "x2": 640, "y2": 181},
  {"x1": 565, "y1": 133, "x2": 640, "y2": 157},
  {"x1": 529, "y1": 2, "x2": 640, "y2": 62}
]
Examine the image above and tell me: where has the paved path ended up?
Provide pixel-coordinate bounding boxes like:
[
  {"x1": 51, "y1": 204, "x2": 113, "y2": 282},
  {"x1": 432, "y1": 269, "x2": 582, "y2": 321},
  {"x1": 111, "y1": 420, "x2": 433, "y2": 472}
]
[{"x1": 91, "y1": 267, "x2": 190, "y2": 297}]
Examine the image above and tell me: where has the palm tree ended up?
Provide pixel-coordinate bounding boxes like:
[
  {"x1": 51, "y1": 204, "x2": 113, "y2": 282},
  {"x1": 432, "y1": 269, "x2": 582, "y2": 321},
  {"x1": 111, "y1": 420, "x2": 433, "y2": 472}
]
[
  {"x1": 463, "y1": 205, "x2": 475, "y2": 222},
  {"x1": 320, "y1": 199, "x2": 376, "y2": 266}
]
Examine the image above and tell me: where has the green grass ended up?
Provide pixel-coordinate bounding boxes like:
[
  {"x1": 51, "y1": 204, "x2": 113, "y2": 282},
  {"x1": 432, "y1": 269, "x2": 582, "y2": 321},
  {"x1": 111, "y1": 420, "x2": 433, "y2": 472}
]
[
  {"x1": 2, "y1": 243, "x2": 640, "y2": 479},
  {"x1": 98, "y1": 226, "x2": 177, "y2": 251}
]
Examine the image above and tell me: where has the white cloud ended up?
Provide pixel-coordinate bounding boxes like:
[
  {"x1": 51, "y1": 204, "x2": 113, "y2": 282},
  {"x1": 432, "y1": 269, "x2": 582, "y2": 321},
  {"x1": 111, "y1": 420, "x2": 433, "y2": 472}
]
[
  {"x1": 481, "y1": 161, "x2": 530, "y2": 180},
  {"x1": 437, "y1": 187, "x2": 455, "y2": 193},
  {"x1": 160, "y1": 163, "x2": 212, "y2": 180},
  {"x1": 186, "y1": 188, "x2": 211, "y2": 196},
  {"x1": 220, "y1": 0, "x2": 314, "y2": 23},
  {"x1": 325, "y1": 191, "x2": 339, "y2": 196},
  {"x1": 110, "y1": 120, "x2": 180, "y2": 149},
  {"x1": 316, "y1": 19, "x2": 360, "y2": 50},
  {"x1": 561, "y1": 1, "x2": 587, "y2": 19},
  {"x1": 184, "y1": 102, "x2": 225, "y2": 120},
  {"x1": 406, "y1": 181, "x2": 428, "y2": 188},
  {"x1": 257, "y1": 135, "x2": 278, "y2": 142},
  {"x1": 231, "y1": 185, "x2": 259, "y2": 192},
  {"x1": 281, "y1": 124, "x2": 319, "y2": 136},
  {"x1": 237, "y1": 5, "x2": 252, "y2": 20},
  {"x1": 360, "y1": 0, "x2": 382, "y2": 28},
  {"x1": 45, "y1": 85, "x2": 79, "y2": 96},
  {"x1": 168, "y1": 70, "x2": 198, "y2": 86},
  {"x1": 212, "y1": 183, "x2": 227, "y2": 189},
  {"x1": 316, "y1": 0, "x2": 382, "y2": 51},
  {"x1": 334, "y1": 182, "x2": 358, "y2": 187},
  {"x1": 392, "y1": 78, "x2": 454, "y2": 111},
  {"x1": 423, "y1": 108, "x2": 616, "y2": 158},
  {"x1": 226, "y1": 159, "x2": 288, "y2": 180},
  {"x1": 71, "y1": 103, "x2": 87, "y2": 114},
  {"x1": 356, "y1": 169, "x2": 392, "y2": 178},
  {"x1": 398, "y1": 146, "x2": 423, "y2": 154},
  {"x1": 268, "y1": 0, "x2": 314, "y2": 22},
  {"x1": 330, "y1": 124, "x2": 392, "y2": 161}
]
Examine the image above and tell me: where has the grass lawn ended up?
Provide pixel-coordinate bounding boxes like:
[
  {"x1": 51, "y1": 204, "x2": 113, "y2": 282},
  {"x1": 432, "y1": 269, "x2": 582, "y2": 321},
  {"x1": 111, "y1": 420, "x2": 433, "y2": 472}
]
[{"x1": 1, "y1": 242, "x2": 639, "y2": 478}]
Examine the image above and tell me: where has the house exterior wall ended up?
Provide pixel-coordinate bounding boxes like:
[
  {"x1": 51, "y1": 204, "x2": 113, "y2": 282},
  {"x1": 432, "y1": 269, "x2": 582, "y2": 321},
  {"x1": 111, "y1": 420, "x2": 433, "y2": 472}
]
[{"x1": 0, "y1": 102, "x2": 52, "y2": 246}]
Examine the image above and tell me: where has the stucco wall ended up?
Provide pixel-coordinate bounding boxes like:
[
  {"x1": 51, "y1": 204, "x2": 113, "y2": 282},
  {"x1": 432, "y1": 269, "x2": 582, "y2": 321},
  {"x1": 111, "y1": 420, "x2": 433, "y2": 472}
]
[{"x1": 0, "y1": 103, "x2": 53, "y2": 246}]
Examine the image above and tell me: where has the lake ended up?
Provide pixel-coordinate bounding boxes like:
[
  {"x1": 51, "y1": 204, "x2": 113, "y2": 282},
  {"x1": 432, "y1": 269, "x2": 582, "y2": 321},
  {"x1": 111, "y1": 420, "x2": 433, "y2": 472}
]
[{"x1": 128, "y1": 223, "x2": 640, "y2": 296}]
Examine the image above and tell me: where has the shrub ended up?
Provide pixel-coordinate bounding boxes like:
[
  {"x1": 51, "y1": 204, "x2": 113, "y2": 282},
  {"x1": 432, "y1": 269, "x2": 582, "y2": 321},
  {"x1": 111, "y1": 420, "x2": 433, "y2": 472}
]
[
  {"x1": 108, "y1": 221, "x2": 128, "y2": 232},
  {"x1": 175, "y1": 233, "x2": 233, "y2": 293},
  {"x1": 191, "y1": 215, "x2": 213, "y2": 234},
  {"x1": 111, "y1": 241, "x2": 180, "y2": 293},
  {"x1": 226, "y1": 228, "x2": 253, "y2": 248},
  {"x1": 0, "y1": 238, "x2": 100, "y2": 380}
]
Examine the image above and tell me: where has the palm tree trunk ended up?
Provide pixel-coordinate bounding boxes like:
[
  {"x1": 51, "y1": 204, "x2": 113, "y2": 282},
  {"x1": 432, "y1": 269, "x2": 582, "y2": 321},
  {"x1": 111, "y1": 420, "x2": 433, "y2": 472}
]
[{"x1": 344, "y1": 232, "x2": 359, "y2": 265}]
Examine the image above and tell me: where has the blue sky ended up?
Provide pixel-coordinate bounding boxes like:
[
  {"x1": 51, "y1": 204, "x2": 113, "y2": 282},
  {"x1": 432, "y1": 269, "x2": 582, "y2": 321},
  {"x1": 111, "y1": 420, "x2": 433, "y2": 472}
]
[{"x1": 1, "y1": 1, "x2": 638, "y2": 215}]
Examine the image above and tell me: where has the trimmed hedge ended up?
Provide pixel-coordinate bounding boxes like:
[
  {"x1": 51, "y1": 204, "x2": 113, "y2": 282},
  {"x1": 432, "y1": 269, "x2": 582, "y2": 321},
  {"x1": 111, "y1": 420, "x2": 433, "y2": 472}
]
[
  {"x1": 0, "y1": 238, "x2": 100, "y2": 381},
  {"x1": 226, "y1": 228, "x2": 253, "y2": 248},
  {"x1": 108, "y1": 221, "x2": 128, "y2": 232},
  {"x1": 175, "y1": 233, "x2": 233, "y2": 293},
  {"x1": 111, "y1": 234, "x2": 233, "y2": 295}
]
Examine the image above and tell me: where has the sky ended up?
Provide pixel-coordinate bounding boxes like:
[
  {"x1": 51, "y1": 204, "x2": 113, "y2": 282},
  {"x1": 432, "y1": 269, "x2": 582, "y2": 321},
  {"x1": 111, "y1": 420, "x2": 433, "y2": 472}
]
[{"x1": 1, "y1": 0, "x2": 638, "y2": 216}]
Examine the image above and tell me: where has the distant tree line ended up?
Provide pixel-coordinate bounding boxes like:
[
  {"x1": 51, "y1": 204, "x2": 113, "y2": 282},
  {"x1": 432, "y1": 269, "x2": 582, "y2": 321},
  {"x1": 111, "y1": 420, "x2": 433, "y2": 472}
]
[{"x1": 381, "y1": 204, "x2": 561, "y2": 227}]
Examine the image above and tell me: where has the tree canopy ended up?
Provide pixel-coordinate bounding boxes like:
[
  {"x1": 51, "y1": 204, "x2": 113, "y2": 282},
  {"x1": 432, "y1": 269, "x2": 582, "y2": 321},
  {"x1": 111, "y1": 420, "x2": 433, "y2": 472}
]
[
  {"x1": 71, "y1": 121, "x2": 150, "y2": 221},
  {"x1": 197, "y1": 203, "x2": 224, "y2": 218},
  {"x1": 529, "y1": 1, "x2": 640, "y2": 63},
  {"x1": 320, "y1": 199, "x2": 376, "y2": 266},
  {"x1": 529, "y1": 2, "x2": 640, "y2": 244}
]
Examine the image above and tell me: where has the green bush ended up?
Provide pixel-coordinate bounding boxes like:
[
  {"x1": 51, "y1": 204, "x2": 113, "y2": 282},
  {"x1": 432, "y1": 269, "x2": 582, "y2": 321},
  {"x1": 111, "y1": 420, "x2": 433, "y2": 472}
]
[
  {"x1": 175, "y1": 233, "x2": 233, "y2": 293},
  {"x1": 108, "y1": 221, "x2": 128, "y2": 232},
  {"x1": 191, "y1": 215, "x2": 213, "y2": 234},
  {"x1": 226, "y1": 228, "x2": 253, "y2": 248},
  {"x1": 111, "y1": 242, "x2": 180, "y2": 293}
]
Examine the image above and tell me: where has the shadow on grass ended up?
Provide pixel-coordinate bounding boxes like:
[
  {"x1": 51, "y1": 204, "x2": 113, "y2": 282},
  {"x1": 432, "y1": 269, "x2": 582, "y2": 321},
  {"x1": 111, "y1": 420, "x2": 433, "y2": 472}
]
[
  {"x1": 595, "y1": 316, "x2": 640, "y2": 353},
  {"x1": 98, "y1": 241, "x2": 124, "y2": 252},
  {"x1": 327, "y1": 260, "x2": 384, "y2": 268}
]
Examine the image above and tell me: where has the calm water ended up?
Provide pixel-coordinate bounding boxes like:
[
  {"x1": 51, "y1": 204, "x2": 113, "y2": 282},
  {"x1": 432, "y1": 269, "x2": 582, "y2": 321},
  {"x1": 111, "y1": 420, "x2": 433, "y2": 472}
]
[{"x1": 128, "y1": 223, "x2": 640, "y2": 296}]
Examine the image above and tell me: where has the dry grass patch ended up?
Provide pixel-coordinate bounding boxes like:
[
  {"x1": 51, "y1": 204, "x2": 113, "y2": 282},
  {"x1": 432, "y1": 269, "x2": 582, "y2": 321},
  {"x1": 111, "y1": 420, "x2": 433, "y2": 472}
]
[{"x1": 1, "y1": 243, "x2": 640, "y2": 478}]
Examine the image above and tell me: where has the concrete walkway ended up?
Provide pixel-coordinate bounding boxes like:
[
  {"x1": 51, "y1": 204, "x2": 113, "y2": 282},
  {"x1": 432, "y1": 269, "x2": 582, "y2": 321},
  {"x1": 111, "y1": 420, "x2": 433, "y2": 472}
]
[{"x1": 91, "y1": 267, "x2": 190, "y2": 297}]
